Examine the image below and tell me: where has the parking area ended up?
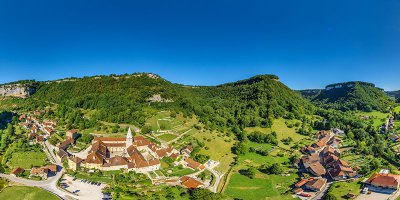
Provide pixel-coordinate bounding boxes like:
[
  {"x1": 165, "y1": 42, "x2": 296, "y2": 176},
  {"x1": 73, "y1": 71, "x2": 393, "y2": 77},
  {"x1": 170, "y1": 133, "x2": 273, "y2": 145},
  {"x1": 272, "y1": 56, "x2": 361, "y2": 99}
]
[
  {"x1": 355, "y1": 186, "x2": 395, "y2": 200},
  {"x1": 60, "y1": 175, "x2": 107, "y2": 200},
  {"x1": 356, "y1": 192, "x2": 392, "y2": 200}
]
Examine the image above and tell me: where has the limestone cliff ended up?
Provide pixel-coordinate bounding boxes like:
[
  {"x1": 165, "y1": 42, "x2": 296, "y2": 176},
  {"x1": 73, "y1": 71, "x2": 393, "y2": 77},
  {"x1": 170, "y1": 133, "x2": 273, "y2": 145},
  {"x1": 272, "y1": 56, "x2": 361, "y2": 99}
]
[{"x1": 0, "y1": 83, "x2": 37, "y2": 98}]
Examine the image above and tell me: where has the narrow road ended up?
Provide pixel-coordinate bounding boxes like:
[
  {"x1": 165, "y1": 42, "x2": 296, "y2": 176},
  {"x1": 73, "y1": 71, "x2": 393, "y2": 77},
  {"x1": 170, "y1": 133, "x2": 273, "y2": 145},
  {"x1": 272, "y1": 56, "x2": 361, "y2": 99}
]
[
  {"x1": 0, "y1": 168, "x2": 78, "y2": 200},
  {"x1": 207, "y1": 168, "x2": 223, "y2": 193},
  {"x1": 0, "y1": 141, "x2": 78, "y2": 200}
]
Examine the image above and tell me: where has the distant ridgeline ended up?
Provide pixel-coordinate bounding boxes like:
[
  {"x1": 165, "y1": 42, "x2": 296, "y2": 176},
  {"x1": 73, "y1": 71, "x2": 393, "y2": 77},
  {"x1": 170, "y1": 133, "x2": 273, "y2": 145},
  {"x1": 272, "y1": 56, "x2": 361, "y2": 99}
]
[
  {"x1": 387, "y1": 90, "x2": 400, "y2": 103},
  {"x1": 0, "y1": 80, "x2": 38, "y2": 98},
  {"x1": 300, "y1": 81, "x2": 393, "y2": 112}
]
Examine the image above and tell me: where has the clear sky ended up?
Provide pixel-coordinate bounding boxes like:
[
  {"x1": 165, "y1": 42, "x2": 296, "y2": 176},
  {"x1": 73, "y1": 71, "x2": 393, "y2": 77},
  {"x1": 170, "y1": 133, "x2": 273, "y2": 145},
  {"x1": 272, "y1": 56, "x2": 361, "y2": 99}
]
[{"x1": 1, "y1": 0, "x2": 400, "y2": 90}]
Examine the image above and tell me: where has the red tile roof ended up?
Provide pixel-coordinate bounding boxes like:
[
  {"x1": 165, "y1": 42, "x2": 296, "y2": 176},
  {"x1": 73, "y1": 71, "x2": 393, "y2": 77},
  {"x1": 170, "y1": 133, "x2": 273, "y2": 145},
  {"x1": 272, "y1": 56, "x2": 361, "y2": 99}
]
[
  {"x1": 306, "y1": 178, "x2": 327, "y2": 191},
  {"x1": 84, "y1": 152, "x2": 105, "y2": 164},
  {"x1": 366, "y1": 173, "x2": 400, "y2": 188},
  {"x1": 180, "y1": 176, "x2": 203, "y2": 189},
  {"x1": 109, "y1": 156, "x2": 129, "y2": 166},
  {"x1": 309, "y1": 162, "x2": 326, "y2": 176},
  {"x1": 11, "y1": 167, "x2": 25, "y2": 175},
  {"x1": 185, "y1": 158, "x2": 202, "y2": 170}
]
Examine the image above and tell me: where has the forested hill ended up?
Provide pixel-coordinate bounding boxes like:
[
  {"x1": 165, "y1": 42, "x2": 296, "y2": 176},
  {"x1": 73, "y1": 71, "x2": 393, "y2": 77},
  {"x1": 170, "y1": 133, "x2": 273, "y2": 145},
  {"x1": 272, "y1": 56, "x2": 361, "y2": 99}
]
[
  {"x1": 387, "y1": 90, "x2": 400, "y2": 103},
  {"x1": 302, "y1": 81, "x2": 394, "y2": 112},
  {"x1": 31, "y1": 73, "x2": 313, "y2": 132}
]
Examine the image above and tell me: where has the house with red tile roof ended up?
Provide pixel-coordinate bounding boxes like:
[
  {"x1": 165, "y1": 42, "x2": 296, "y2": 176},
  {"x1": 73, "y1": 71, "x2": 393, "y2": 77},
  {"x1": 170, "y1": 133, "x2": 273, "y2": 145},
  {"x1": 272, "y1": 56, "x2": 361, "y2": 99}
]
[
  {"x1": 179, "y1": 176, "x2": 203, "y2": 189},
  {"x1": 305, "y1": 178, "x2": 327, "y2": 192},
  {"x1": 184, "y1": 158, "x2": 205, "y2": 170},
  {"x1": 10, "y1": 167, "x2": 25, "y2": 177},
  {"x1": 365, "y1": 173, "x2": 400, "y2": 190}
]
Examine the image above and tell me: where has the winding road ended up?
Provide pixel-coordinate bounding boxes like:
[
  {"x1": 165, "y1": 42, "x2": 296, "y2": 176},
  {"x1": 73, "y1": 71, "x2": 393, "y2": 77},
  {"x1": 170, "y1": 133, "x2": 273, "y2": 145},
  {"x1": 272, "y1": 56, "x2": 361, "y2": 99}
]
[{"x1": 0, "y1": 141, "x2": 79, "y2": 200}]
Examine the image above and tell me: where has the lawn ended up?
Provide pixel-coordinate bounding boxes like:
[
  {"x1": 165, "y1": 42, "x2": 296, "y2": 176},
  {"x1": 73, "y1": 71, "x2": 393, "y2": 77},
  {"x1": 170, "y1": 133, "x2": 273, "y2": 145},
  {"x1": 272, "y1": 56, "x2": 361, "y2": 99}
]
[
  {"x1": 0, "y1": 178, "x2": 7, "y2": 191},
  {"x1": 158, "y1": 134, "x2": 178, "y2": 142},
  {"x1": 225, "y1": 172, "x2": 297, "y2": 200},
  {"x1": 8, "y1": 151, "x2": 48, "y2": 169},
  {"x1": 160, "y1": 166, "x2": 196, "y2": 177},
  {"x1": 327, "y1": 180, "x2": 362, "y2": 199},
  {"x1": 0, "y1": 186, "x2": 59, "y2": 200},
  {"x1": 245, "y1": 118, "x2": 307, "y2": 149}
]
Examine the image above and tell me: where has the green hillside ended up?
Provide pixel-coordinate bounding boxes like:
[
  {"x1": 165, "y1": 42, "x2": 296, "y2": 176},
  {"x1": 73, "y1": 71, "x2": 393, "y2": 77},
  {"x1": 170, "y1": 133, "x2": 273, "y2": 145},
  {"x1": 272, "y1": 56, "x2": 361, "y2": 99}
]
[
  {"x1": 304, "y1": 81, "x2": 393, "y2": 112},
  {"x1": 30, "y1": 73, "x2": 313, "y2": 132}
]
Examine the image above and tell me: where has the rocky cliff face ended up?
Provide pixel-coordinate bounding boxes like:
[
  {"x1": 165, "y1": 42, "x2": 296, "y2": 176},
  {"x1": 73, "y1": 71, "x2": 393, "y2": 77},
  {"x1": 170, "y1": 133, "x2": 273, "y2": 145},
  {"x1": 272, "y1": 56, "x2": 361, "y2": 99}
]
[{"x1": 0, "y1": 84, "x2": 36, "y2": 98}]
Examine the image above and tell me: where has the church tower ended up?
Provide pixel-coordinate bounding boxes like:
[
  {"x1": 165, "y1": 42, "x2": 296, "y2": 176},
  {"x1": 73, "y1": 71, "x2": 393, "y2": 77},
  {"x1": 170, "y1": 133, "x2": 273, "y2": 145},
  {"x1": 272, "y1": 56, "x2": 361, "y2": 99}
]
[{"x1": 126, "y1": 127, "x2": 133, "y2": 148}]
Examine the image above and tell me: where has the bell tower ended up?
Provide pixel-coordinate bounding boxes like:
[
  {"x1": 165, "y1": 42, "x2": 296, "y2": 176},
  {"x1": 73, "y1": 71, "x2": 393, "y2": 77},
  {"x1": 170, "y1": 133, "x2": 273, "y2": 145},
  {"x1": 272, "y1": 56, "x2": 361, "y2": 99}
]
[{"x1": 126, "y1": 127, "x2": 133, "y2": 148}]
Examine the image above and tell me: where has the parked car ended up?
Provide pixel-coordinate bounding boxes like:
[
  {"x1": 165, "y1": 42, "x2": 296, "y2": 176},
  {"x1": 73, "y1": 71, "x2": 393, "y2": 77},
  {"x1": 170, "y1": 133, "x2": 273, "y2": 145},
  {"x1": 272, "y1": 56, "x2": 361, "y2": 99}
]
[
  {"x1": 299, "y1": 193, "x2": 312, "y2": 197},
  {"x1": 362, "y1": 187, "x2": 369, "y2": 194}
]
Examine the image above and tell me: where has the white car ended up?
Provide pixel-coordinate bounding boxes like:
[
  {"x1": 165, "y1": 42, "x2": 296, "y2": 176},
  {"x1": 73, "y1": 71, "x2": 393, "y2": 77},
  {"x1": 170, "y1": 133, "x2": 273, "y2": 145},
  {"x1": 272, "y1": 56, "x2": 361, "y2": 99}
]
[{"x1": 362, "y1": 187, "x2": 369, "y2": 194}]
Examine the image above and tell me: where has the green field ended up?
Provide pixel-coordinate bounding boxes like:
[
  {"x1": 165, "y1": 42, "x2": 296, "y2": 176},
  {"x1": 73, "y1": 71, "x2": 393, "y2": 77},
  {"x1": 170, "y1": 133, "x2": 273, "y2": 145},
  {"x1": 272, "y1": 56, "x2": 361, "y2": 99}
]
[
  {"x1": 225, "y1": 140, "x2": 299, "y2": 200},
  {"x1": 8, "y1": 151, "x2": 48, "y2": 169},
  {"x1": 245, "y1": 118, "x2": 308, "y2": 149},
  {"x1": 356, "y1": 111, "x2": 389, "y2": 127},
  {"x1": 191, "y1": 129, "x2": 235, "y2": 173},
  {"x1": 0, "y1": 186, "x2": 59, "y2": 200},
  {"x1": 225, "y1": 172, "x2": 297, "y2": 200},
  {"x1": 160, "y1": 166, "x2": 195, "y2": 177},
  {"x1": 327, "y1": 181, "x2": 362, "y2": 199},
  {"x1": 158, "y1": 134, "x2": 178, "y2": 142}
]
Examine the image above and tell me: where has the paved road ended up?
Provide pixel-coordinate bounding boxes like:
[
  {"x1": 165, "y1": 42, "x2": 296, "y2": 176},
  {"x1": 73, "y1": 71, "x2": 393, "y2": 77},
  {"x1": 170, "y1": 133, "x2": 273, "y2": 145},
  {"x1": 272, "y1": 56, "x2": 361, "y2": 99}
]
[
  {"x1": 207, "y1": 168, "x2": 223, "y2": 193},
  {"x1": 0, "y1": 141, "x2": 79, "y2": 200},
  {"x1": 0, "y1": 169, "x2": 78, "y2": 200}
]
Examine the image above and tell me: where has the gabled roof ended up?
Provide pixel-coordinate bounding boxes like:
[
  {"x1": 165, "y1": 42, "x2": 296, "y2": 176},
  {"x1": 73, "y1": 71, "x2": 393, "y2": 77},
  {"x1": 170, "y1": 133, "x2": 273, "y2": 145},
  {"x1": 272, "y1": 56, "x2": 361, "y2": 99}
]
[
  {"x1": 180, "y1": 176, "x2": 203, "y2": 189},
  {"x1": 69, "y1": 156, "x2": 84, "y2": 164},
  {"x1": 43, "y1": 165, "x2": 57, "y2": 173},
  {"x1": 31, "y1": 167, "x2": 48, "y2": 175},
  {"x1": 109, "y1": 156, "x2": 129, "y2": 166},
  {"x1": 366, "y1": 173, "x2": 400, "y2": 188},
  {"x1": 185, "y1": 158, "x2": 201, "y2": 170},
  {"x1": 309, "y1": 162, "x2": 326, "y2": 176},
  {"x1": 295, "y1": 178, "x2": 314, "y2": 187},
  {"x1": 305, "y1": 178, "x2": 327, "y2": 190},
  {"x1": 57, "y1": 149, "x2": 68, "y2": 158},
  {"x1": 58, "y1": 138, "x2": 74, "y2": 149},
  {"x1": 84, "y1": 152, "x2": 105, "y2": 164},
  {"x1": 11, "y1": 167, "x2": 25, "y2": 175},
  {"x1": 94, "y1": 137, "x2": 125, "y2": 142},
  {"x1": 91, "y1": 141, "x2": 108, "y2": 157}
]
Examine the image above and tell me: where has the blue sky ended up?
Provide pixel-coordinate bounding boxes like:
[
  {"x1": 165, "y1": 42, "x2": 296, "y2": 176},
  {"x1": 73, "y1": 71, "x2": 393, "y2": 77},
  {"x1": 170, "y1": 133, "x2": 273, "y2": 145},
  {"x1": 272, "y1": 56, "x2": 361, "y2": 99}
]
[{"x1": 1, "y1": 0, "x2": 400, "y2": 90}]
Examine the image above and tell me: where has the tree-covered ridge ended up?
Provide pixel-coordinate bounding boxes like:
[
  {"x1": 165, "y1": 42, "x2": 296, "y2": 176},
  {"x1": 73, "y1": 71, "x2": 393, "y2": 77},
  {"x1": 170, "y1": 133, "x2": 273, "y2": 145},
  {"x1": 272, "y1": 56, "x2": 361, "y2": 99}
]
[
  {"x1": 32, "y1": 73, "x2": 313, "y2": 132},
  {"x1": 387, "y1": 90, "x2": 400, "y2": 103},
  {"x1": 304, "y1": 81, "x2": 394, "y2": 112},
  {"x1": 0, "y1": 80, "x2": 38, "y2": 87}
]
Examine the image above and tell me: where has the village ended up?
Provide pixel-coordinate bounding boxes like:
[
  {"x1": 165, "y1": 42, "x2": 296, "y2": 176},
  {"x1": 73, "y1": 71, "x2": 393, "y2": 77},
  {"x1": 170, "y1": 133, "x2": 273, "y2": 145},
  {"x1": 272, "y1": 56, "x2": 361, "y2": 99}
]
[
  {"x1": 291, "y1": 125, "x2": 400, "y2": 200},
  {"x1": 2, "y1": 110, "x2": 223, "y2": 199}
]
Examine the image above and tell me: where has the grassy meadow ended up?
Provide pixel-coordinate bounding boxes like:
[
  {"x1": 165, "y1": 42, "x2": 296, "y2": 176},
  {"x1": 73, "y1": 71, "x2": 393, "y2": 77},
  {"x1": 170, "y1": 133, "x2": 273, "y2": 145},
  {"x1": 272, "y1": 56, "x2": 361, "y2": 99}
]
[
  {"x1": 8, "y1": 151, "x2": 48, "y2": 169},
  {"x1": 0, "y1": 186, "x2": 59, "y2": 200}
]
